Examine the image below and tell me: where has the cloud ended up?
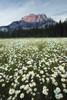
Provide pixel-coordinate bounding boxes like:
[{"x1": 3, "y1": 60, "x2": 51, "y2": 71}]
[
  {"x1": 52, "y1": 15, "x2": 67, "y2": 22},
  {"x1": 53, "y1": 10, "x2": 67, "y2": 16},
  {"x1": 0, "y1": 1, "x2": 30, "y2": 26}
]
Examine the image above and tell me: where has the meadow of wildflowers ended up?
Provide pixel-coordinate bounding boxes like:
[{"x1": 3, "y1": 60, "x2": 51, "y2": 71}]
[{"x1": 0, "y1": 38, "x2": 67, "y2": 100}]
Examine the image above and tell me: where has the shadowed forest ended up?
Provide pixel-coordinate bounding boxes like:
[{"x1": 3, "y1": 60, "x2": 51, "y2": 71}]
[{"x1": 0, "y1": 19, "x2": 67, "y2": 38}]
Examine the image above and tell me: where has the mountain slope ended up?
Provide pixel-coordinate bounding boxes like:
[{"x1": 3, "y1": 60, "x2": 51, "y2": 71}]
[{"x1": 0, "y1": 14, "x2": 56, "y2": 31}]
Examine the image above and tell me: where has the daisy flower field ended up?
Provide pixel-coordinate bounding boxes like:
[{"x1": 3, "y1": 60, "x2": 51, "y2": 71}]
[{"x1": 0, "y1": 38, "x2": 67, "y2": 100}]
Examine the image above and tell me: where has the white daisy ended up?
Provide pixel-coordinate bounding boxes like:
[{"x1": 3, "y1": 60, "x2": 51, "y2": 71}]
[
  {"x1": 9, "y1": 88, "x2": 15, "y2": 95},
  {"x1": 20, "y1": 93, "x2": 24, "y2": 98},
  {"x1": 55, "y1": 94, "x2": 60, "y2": 99}
]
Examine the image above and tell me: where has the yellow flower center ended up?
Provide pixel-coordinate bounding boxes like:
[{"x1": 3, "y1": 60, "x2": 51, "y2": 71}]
[
  {"x1": 11, "y1": 90, "x2": 13, "y2": 93},
  {"x1": 56, "y1": 96, "x2": 59, "y2": 98}
]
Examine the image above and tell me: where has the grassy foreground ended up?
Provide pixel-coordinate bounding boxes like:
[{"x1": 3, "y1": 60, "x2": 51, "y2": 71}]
[{"x1": 0, "y1": 38, "x2": 67, "y2": 100}]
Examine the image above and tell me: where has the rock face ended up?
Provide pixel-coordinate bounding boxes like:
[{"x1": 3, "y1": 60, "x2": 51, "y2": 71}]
[
  {"x1": 0, "y1": 14, "x2": 56, "y2": 31},
  {"x1": 22, "y1": 14, "x2": 49, "y2": 22}
]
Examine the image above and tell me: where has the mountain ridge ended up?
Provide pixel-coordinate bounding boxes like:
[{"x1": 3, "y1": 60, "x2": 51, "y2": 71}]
[
  {"x1": 0, "y1": 14, "x2": 56, "y2": 31},
  {"x1": 22, "y1": 14, "x2": 52, "y2": 22}
]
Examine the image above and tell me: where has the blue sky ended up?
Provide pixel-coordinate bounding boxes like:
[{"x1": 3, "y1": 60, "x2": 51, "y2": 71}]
[{"x1": 0, "y1": 0, "x2": 67, "y2": 26}]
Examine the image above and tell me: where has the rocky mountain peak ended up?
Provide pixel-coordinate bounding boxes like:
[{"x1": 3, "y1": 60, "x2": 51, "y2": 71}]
[{"x1": 22, "y1": 14, "x2": 51, "y2": 23}]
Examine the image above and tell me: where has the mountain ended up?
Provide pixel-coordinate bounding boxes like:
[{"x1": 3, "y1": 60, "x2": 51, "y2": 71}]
[
  {"x1": 22, "y1": 14, "x2": 53, "y2": 22},
  {"x1": 0, "y1": 14, "x2": 56, "y2": 31}
]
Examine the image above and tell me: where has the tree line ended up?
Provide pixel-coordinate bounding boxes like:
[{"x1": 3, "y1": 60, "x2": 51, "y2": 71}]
[{"x1": 0, "y1": 19, "x2": 67, "y2": 38}]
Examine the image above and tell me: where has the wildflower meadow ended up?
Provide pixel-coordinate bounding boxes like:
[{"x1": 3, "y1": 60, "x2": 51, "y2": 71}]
[{"x1": 0, "y1": 38, "x2": 67, "y2": 100}]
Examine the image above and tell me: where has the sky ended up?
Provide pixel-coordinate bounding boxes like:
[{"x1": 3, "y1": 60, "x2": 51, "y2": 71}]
[{"x1": 0, "y1": 0, "x2": 67, "y2": 26}]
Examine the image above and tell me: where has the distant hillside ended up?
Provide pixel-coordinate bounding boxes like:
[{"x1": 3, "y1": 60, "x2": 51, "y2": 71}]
[{"x1": 0, "y1": 14, "x2": 56, "y2": 31}]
